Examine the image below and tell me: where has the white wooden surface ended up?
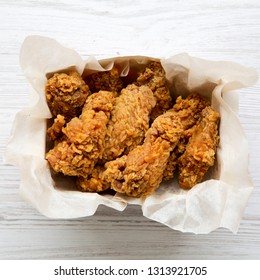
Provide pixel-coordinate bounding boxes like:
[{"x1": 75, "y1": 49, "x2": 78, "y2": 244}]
[{"x1": 1, "y1": 0, "x2": 260, "y2": 259}]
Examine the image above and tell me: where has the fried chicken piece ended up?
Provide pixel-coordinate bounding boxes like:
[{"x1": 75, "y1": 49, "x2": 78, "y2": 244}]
[
  {"x1": 77, "y1": 166, "x2": 110, "y2": 192},
  {"x1": 103, "y1": 110, "x2": 183, "y2": 197},
  {"x1": 102, "y1": 84, "x2": 156, "y2": 162},
  {"x1": 172, "y1": 93, "x2": 210, "y2": 129},
  {"x1": 47, "y1": 114, "x2": 66, "y2": 141},
  {"x1": 85, "y1": 67, "x2": 124, "y2": 93},
  {"x1": 178, "y1": 106, "x2": 220, "y2": 189},
  {"x1": 46, "y1": 91, "x2": 116, "y2": 178},
  {"x1": 136, "y1": 61, "x2": 172, "y2": 120},
  {"x1": 45, "y1": 71, "x2": 91, "y2": 119},
  {"x1": 163, "y1": 93, "x2": 210, "y2": 181}
]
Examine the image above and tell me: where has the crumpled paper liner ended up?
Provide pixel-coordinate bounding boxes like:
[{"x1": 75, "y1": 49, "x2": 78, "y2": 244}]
[{"x1": 4, "y1": 36, "x2": 258, "y2": 233}]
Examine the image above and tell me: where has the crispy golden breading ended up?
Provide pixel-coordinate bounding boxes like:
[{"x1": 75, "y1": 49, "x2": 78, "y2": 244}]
[
  {"x1": 77, "y1": 166, "x2": 110, "y2": 192},
  {"x1": 102, "y1": 84, "x2": 156, "y2": 162},
  {"x1": 178, "y1": 106, "x2": 220, "y2": 189},
  {"x1": 85, "y1": 67, "x2": 124, "y2": 93},
  {"x1": 46, "y1": 91, "x2": 116, "y2": 178},
  {"x1": 136, "y1": 61, "x2": 172, "y2": 120},
  {"x1": 47, "y1": 114, "x2": 66, "y2": 141},
  {"x1": 45, "y1": 71, "x2": 91, "y2": 119},
  {"x1": 163, "y1": 93, "x2": 210, "y2": 181},
  {"x1": 103, "y1": 110, "x2": 183, "y2": 197},
  {"x1": 162, "y1": 150, "x2": 179, "y2": 182},
  {"x1": 173, "y1": 93, "x2": 210, "y2": 130}
]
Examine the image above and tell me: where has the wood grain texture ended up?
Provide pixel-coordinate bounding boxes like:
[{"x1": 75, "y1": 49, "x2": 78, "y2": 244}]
[{"x1": 0, "y1": 0, "x2": 260, "y2": 259}]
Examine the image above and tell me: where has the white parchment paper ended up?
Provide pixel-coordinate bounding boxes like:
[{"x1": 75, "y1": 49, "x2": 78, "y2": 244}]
[{"x1": 5, "y1": 36, "x2": 258, "y2": 233}]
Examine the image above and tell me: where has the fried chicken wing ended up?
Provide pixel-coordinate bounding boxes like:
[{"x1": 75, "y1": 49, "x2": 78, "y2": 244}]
[
  {"x1": 178, "y1": 106, "x2": 220, "y2": 189},
  {"x1": 102, "y1": 84, "x2": 156, "y2": 162},
  {"x1": 45, "y1": 71, "x2": 91, "y2": 119},
  {"x1": 103, "y1": 110, "x2": 183, "y2": 197},
  {"x1": 136, "y1": 61, "x2": 172, "y2": 120},
  {"x1": 173, "y1": 93, "x2": 210, "y2": 129},
  {"x1": 163, "y1": 93, "x2": 210, "y2": 181},
  {"x1": 84, "y1": 67, "x2": 124, "y2": 93},
  {"x1": 46, "y1": 91, "x2": 116, "y2": 178}
]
